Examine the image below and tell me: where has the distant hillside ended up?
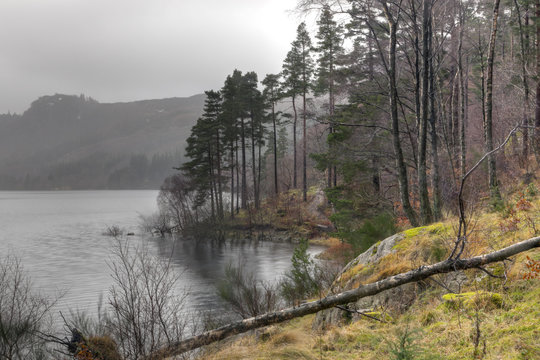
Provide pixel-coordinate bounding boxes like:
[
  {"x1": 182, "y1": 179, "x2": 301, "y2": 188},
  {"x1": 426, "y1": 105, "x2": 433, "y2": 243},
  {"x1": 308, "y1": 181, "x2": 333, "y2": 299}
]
[{"x1": 0, "y1": 93, "x2": 205, "y2": 189}]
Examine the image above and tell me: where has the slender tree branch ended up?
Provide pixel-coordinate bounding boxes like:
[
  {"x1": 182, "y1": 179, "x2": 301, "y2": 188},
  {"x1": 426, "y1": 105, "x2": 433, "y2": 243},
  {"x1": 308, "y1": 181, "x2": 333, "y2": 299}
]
[
  {"x1": 449, "y1": 124, "x2": 523, "y2": 260},
  {"x1": 335, "y1": 305, "x2": 386, "y2": 322}
]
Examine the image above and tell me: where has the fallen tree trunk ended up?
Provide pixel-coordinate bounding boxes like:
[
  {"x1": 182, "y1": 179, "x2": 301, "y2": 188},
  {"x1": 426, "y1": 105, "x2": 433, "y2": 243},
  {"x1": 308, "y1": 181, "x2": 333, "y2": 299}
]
[{"x1": 147, "y1": 236, "x2": 540, "y2": 359}]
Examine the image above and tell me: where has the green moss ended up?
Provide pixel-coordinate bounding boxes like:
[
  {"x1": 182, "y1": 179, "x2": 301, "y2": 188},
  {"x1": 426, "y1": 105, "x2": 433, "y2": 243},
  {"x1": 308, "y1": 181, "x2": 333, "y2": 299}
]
[
  {"x1": 401, "y1": 223, "x2": 447, "y2": 240},
  {"x1": 402, "y1": 226, "x2": 428, "y2": 238},
  {"x1": 426, "y1": 222, "x2": 448, "y2": 235},
  {"x1": 339, "y1": 263, "x2": 364, "y2": 283},
  {"x1": 363, "y1": 311, "x2": 393, "y2": 322},
  {"x1": 392, "y1": 236, "x2": 411, "y2": 251},
  {"x1": 357, "y1": 264, "x2": 375, "y2": 278},
  {"x1": 442, "y1": 291, "x2": 503, "y2": 311}
]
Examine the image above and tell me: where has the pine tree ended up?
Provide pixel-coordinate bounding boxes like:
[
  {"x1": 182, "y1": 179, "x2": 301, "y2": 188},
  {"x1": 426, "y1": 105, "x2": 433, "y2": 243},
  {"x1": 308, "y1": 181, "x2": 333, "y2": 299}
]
[
  {"x1": 262, "y1": 73, "x2": 282, "y2": 196},
  {"x1": 294, "y1": 22, "x2": 314, "y2": 202},
  {"x1": 222, "y1": 70, "x2": 247, "y2": 210},
  {"x1": 182, "y1": 90, "x2": 227, "y2": 221},
  {"x1": 314, "y1": 5, "x2": 344, "y2": 188},
  {"x1": 182, "y1": 116, "x2": 217, "y2": 220},
  {"x1": 240, "y1": 71, "x2": 265, "y2": 209},
  {"x1": 203, "y1": 90, "x2": 225, "y2": 219},
  {"x1": 281, "y1": 41, "x2": 302, "y2": 189}
]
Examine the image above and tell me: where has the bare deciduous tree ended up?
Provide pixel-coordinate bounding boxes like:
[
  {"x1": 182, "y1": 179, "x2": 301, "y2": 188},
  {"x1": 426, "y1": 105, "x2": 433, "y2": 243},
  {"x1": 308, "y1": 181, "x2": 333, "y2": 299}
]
[
  {"x1": 107, "y1": 240, "x2": 189, "y2": 360},
  {"x1": 156, "y1": 174, "x2": 199, "y2": 233},
  {"x1": 0, "y1": 255, "x2": 55, "y2": 360}
]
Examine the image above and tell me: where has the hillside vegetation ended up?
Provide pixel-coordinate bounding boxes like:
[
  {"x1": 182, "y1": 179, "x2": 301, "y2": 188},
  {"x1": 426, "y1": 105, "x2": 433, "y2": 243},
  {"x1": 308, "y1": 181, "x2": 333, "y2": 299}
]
[
  {"x1": 200, "y1": 181, "x2": 540, "y2": 360},
  {"x1": 0, "y1": 93, "x2": 204, "y2": 189}
]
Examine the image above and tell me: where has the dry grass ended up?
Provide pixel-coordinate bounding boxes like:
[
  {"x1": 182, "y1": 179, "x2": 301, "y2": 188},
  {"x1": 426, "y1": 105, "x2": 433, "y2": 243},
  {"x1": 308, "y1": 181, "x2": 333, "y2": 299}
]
[
  {"x1": 202, "y1": 180, "x2": 540, "y2": 360},
  {"x1": 203, "y1": 275, "x2": 539, "y2": 359}
]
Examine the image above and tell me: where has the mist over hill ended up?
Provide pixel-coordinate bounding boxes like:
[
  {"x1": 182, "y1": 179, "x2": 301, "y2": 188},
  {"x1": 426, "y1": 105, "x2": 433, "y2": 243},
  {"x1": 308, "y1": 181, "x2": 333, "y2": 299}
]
[{"x1": 0, "y1": 93, "x2": 205, "y2": 190}]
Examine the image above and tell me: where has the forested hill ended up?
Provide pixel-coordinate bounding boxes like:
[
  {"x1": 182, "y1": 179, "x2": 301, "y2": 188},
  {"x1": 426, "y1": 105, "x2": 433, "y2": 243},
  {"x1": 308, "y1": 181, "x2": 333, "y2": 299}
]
[{"x1": 0, "y1": 93, "x2": 205, "y2": 190}]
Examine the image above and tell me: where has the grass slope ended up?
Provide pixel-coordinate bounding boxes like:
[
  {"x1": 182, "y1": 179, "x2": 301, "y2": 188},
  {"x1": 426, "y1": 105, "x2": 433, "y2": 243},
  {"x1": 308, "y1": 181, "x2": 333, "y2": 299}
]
[{"x1": 201, "y1": 183, "x2": 540, "y2": 359}]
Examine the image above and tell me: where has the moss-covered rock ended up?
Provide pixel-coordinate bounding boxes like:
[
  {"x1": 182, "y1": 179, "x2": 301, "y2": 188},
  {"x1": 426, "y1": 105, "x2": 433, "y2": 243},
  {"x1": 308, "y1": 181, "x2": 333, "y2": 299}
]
[
  {"x1": 401, "y1": 222, "x2": 448, "y2": 239},
  {"x1": 442, "y1": 291, "x2": 503, "y2": 311}
]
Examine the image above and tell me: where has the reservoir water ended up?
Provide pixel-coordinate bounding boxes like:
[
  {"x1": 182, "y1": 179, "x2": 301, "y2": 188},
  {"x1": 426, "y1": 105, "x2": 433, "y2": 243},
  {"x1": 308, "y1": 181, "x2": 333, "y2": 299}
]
[{"x1": 0, "y1": 190, "x2": 318, "y2": 329}]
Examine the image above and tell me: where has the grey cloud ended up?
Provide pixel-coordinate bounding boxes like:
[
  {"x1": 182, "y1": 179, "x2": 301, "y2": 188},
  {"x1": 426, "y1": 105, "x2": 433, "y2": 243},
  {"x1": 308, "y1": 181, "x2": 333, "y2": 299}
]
[{"x1": 0, "y1": 0, "x2": 297, "y2": 113}]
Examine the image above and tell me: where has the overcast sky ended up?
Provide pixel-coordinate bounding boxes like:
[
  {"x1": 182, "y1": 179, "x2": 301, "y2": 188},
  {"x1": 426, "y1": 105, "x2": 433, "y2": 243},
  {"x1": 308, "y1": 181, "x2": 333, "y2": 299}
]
[{"x1": 0, "y1": 0, "x2": 314, "y2": 114}]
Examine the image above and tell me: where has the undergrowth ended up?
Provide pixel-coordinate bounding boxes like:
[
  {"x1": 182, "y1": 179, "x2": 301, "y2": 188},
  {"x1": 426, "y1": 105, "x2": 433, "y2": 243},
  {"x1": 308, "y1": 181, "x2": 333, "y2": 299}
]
[{"x1": 202, "y1": 180, "x2": 540, "y2": 360}]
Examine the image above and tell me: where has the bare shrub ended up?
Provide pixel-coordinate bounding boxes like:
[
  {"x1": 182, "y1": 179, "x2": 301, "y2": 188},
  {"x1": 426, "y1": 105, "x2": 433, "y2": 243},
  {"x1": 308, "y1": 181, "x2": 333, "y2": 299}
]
[
  {"x1": 107, "y1": 239, "x2": 189, "y2": 359},
  {"x1": 66, "y1": 293, "x2": 110, "y2": 339},
  {"x1": 158, "y1": 174, "x2": 199, "y2": 232},
  {"x1": 217, "y1": 262, "x2": 280, "y2": 319},
  {"x1": 138, "y1": 211, "x2": 174, "y2": 236},
  {"x1": 0, "y1": 255, "x2": 55, "y2": 360},
  {"x1": 104, "y1": 225, "x2": 124, "y2": 237}
]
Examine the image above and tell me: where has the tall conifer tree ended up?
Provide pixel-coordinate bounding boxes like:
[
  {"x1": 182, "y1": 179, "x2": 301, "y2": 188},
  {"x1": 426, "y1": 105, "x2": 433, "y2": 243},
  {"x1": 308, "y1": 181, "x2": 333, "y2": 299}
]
[
  {"x1": 314, "y1": 5, "x2": 343, "y2": 188},
  {"x1": 281, "y1": 42, "x2": 302, "y2": 189},
  {"x1": 293, "y1": 22, "x2": 314, "y2": 202},
  {"x1": 263, "y1": 73, "x2": 282, "y2": 196}
]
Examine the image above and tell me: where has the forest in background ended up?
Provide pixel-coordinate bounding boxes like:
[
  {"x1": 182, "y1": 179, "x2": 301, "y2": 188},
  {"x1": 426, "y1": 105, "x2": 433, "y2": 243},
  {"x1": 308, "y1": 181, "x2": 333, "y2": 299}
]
[
  {"x1": 0, "y1": 94, "x2": 204, "y2": 189},
  {"x1": 170, "y1": 0, "x2": 540, "y2": 235}
]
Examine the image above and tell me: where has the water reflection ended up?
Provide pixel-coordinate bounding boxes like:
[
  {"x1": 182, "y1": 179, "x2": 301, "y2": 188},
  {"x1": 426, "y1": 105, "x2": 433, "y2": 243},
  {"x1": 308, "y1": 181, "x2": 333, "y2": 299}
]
[
  {"x1": 0, "y1": 190, "x2": 322, "y2": 329},
  {"x1": 152, "y1": 235, "x2": 323, "y2": 316}
]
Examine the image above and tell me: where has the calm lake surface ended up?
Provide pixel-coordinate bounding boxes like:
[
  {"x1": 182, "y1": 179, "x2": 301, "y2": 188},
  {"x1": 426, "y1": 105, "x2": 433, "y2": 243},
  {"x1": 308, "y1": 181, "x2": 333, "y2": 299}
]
[{"x1": 0, "y1": 190, "x2": 319, "y2": 328}]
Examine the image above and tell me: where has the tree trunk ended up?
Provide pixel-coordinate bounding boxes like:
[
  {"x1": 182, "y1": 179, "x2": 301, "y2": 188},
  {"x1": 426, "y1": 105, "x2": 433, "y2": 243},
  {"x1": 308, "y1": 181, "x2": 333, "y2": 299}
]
[
  {"x1": 236, "y1": 138, "x2": 240, "y2": 214},
  {"x1": 384, "y1": 6, "x2": 418, "y2": 226},
  {"x1": 328, "y1": 126, "x2": 332, "y2": 189},
  {"x1": 250, "y1": 111, "x2": 259, "y2": 209},
  {"x1": 258, "y1": 123, "x2": 262, "y2": 205},
  {"x1": 303, "y1": 89, "x2": 307, "y2": 202},
  {"x1": 458, "y1": 0, "x2": 467, "y2": 178},
  {"x1": 146, "y1": 235, "x2": 540, "y2": 358},
  {"x1": 418, "y1": 0, "x2": 433, "y2": 225},
  {"x1": 535, "y1": 0, "x2": 540, "y2": 152},
  {"x1": 208, "y1": 149, "x2": 215, "y2": 221},
  {"x1": 428, "y1": 9, "x2": 441, "y2": 220},
  {"x1": 272, "y1": 102, "x2": 278, "y2": 195},
  {"x1": 485, "y1": 0, "x2": 502, "y2": 200},
  {"x1": 513, "y1": 0, "x2": 530, "y2": 167},
  {"x1": 216, "y1": 130, "x2": 223, "y2": 220},
  {"x1": 292, "y1": 96, "x2": 298, "y2": 189},
  {"x1": 330, "y1": 61, "x2": 337, "y2": 188},
  {"x1": 368, "y1": 33, "x2": 374, "y2": 81},
  {"x1": 230, "y1": 145, "x2": 234, "y2": 219},
  {"x1": 240, "y1": 116, "x2": 247, "y2": 209},
  {"x1": 301, "y1": 28, "x2": 309, "y2": 203},
  {"x1": 411, "y1": 0, "x2": 421, "y2": 132}
]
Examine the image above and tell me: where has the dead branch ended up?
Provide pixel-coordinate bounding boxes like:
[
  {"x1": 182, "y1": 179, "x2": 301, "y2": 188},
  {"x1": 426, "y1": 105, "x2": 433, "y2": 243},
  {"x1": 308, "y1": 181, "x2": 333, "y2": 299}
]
[
  {"x1": 146, "y1": 235, "x2": 540, "y2": 359},
  {"x1": 335, "y1": 305, "x2": 385, "y2": 322},
  {"x1": 450, "y1": 124, "x2": 522, "y2": 260}
]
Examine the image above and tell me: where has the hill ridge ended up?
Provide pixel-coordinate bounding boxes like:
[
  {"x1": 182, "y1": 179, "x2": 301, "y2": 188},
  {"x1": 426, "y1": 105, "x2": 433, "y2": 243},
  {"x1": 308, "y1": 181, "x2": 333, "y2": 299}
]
[{"x1": 0, "y1": 93, "x2": 205, "y2": 190}]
